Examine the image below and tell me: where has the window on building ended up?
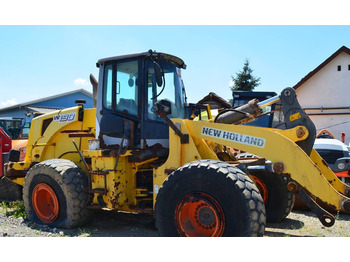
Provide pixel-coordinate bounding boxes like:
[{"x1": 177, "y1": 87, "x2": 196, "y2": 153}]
[
  {"x1": 337, "y1": 65, "x2": 341, "y2": 71},
  {"x1": 348, "y1": 64, "x2": 350, "y2": 71}
]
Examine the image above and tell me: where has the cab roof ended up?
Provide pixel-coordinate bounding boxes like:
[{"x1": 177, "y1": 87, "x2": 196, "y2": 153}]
[{"x1": 97, "y1": 51, "x2": 187, "y2": 69}]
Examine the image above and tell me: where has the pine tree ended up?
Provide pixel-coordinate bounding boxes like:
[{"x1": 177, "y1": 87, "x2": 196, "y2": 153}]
[{"x1": 230, "y1": 59, "x2": 261, "y2": 91}]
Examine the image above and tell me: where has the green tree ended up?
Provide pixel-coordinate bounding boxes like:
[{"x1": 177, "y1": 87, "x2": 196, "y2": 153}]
[{"x1": 230, "y1": 59, "x2": 261, "y2": 91}]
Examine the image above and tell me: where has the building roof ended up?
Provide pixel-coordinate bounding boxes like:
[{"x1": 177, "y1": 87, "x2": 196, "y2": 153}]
[
  {"x1": 0, "y1": 89, "x2": 93, "y2": 112},
  {"x1": 26, "y1": 106, "x2": 60, "y2": 114},
  {"x1": 293, "y1": 45, "x2": 350, "y2": 90},
  {"x1": 197, "y1": 92, "x2": 232, "y2": 108}
]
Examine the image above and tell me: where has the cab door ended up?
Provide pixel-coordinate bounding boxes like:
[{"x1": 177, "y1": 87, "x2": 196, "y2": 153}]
[{"x1": 99, "y1": 58, "x2": 141, "y2": 149}]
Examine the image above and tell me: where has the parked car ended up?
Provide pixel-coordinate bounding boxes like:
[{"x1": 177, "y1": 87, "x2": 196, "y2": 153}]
[{"x1": 313, "y1": 130, "x2": 350, "y2": 185}]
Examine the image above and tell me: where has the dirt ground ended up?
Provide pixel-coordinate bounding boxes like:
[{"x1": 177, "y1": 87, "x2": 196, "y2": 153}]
[{"x1": 1, "y1": 204, "x2": 350, "y2": 237}]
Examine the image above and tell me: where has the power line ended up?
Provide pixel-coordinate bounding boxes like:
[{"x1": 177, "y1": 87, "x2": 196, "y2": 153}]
[{"x1": 317, "y1": 120, "x2": 350, "y2": 131}]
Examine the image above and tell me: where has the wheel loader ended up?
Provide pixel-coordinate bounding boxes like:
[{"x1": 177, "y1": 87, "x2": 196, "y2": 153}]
[{"x1": 1, "y1": 50, "x2": 350, "y2": 237}]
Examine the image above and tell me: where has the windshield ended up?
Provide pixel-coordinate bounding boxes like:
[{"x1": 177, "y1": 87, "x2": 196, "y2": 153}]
[{"x1": 147, "y1": 59, "x2": 186, "y2": 121}]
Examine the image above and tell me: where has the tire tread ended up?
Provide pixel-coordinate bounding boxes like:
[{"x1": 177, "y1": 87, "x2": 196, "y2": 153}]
[
  {"x1": 156, "y1": 159, "x2": 266, "y2": 236},
  {"x1": 23, "y1": 159, "x2": 90, "y2": 228}
]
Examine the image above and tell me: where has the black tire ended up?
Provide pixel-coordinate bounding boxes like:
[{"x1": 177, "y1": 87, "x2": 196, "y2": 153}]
[
  {"x1": 248, "y1": 170, "x2": 295, "y2": 223},
  {"x1": 23, "y1": 159, "x2": 91, "y2": 228},
  {"x1": 155, "y1": 160, "x2": 266, "y2": 237},
  {"x1": 0, "y1": 177, "x2": 23, "y2": 202}
]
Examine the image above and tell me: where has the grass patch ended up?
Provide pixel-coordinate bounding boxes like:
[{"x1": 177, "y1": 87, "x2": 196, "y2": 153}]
[
  {"x1": 312, "y1": 231, "x2": 326, "y2": 237},
  {"x1": 335, "y1": 211, "x2": 340, "y2": 220},
  {"x1": 0, "y1": 201, "x2": 27, "y2": 219},
  {"x1": 77, "y1": 227, "x2": 91, "y2": 237}
]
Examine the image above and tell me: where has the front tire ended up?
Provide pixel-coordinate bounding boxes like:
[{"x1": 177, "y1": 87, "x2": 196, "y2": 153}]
[
  {"x1": 23, "y1": 159, "x2": 90, "y2": 228},
  {"x1": 155, "y1": 160, "x2": 266, "y2": 237}
]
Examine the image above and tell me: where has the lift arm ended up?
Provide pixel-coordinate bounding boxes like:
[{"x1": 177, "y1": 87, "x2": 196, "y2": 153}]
[{"x1": 154, "y1": 88, "x2": 350, "y2": 227}]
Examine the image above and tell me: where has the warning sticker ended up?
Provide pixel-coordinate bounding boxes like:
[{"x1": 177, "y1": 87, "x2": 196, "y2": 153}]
[{"x1": 201, "y1": 126, "x2": 265, "y2": 148}]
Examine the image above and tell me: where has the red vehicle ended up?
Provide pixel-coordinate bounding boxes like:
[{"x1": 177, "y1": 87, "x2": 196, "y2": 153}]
[{"x1": 0, "y1": 123, "x2": 27, "y2": 202}]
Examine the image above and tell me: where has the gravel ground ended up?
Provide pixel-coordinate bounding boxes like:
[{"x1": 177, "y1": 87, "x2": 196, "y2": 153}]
[
  {"x1": 265, "y1": 210, "x2": 350, "y2": 237},
  {"x1": 1, "y1": 203, "x2": 350, "y2": 237}
]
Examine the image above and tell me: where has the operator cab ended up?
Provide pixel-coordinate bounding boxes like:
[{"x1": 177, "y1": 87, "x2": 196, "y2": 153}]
[{"x1": 96, "y1": 50, "x2": 187, "y2": 153}]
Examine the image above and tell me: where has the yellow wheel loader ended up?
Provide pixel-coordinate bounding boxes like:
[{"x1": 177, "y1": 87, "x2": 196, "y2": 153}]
[{"x1": 2, "y1": 50, "x2": 350, "y2": 236}]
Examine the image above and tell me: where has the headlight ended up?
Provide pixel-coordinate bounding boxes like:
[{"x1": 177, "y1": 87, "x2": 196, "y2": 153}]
[{"x1": 338, "y1": 162, "x2": 346, "y2": 170}]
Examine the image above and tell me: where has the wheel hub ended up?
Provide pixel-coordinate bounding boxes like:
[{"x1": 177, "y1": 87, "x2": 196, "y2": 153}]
[
  {"x1": 175, "y1": 193, "x2": 225, "y2": 237},
  {"x1": 251, "y1": 175, "x2": 268, "y2": 204},
  {"x1": 32, "y1": 183, "x2": 59, "y2": 223},
  {"x1": 195, "y1": 204, "x2": 216, "y2": 229}
]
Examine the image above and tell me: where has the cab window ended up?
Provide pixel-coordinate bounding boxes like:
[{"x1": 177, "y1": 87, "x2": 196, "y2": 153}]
[
  {"x1": 103, "y1": 59, "x2": 139, "y2": 117},
  {"x1": 147, "y1": 60, "x2": 185, "y2": 121}
]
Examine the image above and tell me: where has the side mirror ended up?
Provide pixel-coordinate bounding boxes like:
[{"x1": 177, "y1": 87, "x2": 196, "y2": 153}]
[
  {"x1": 154, "y1": 62, "x2": 163, "y2": 87},
  {"x1": 128, "y1": 76, "x2": 134, "y2": 87}
]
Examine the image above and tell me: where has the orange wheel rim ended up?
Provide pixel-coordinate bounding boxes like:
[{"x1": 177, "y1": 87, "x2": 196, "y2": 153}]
[
  {"x1": 32, "y1": 183, "x2": 59, "y2": 223},
  {"x1": 175, "y1": 193, "x2": 225, "y2": 237},
  {"x1": 251, "y1": 175, "x2": 268, "y2": 204}
]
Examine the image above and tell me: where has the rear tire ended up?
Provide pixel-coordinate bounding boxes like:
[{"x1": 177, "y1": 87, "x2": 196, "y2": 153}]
[
  {"x1": 249, "y1": 170, "x2": 295, "y2": 223},
  {"x1": 23, "y1": 159, "x2": 91, "y2": 228},
  {"x1": 236, "y1": 154, "x2": 295, "y2": 222},
  {"x1": 155, "y1": 160, "x2": 266, "y2": 237},
  {"x1": 0, "y1": 177, "x2": 23, "y2": 202}
]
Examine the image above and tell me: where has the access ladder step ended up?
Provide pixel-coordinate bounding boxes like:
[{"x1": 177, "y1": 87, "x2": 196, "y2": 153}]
[
  {"x1": 90, "y1": 188, "x2": 107, "y2": 194},
  {"x1": 89, "y1": 170, "x2": 109, "y2": 176},
  {"x1": 86, "y1": 204, "x2": 100, "y2": 209},
  {"x1": 61, "y1": 130, "x2": 95, "y2": 138}
]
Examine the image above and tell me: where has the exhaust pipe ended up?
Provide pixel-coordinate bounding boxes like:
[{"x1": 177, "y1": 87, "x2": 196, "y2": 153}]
[{"x1": 90, "y1": 74, "x2": 98, "y2": 108}]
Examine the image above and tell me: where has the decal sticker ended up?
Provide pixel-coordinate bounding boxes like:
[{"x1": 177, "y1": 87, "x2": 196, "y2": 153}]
[
  {"x1": 53, "y1": 112, "x2": 76, "y2": 123},
  {"x1": 290, "y1": 112, "x2": 301, "y2": 122},
  {"x1": 154, "y1": 184, "x2": 159, "y2": 194},
  {"x1": 201, "y1": 126, "x2": 265, "y2": 148}
]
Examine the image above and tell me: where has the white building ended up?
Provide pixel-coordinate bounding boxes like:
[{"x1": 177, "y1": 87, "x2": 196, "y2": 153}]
[{"x1": 294, "y1": 46, "x2": 350, "y2": 145}]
